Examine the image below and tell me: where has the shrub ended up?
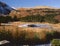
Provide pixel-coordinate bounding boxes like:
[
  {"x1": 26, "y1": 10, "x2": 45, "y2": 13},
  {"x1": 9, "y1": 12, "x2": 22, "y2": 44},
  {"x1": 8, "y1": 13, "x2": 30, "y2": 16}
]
[
  {"x1": 51, "y1": 39, "x2": 60, "y2": 46},
  {"x1": 20, "y1": 15, "x2": 44, "y2": 22},
  {"x1": 44, "y1": 14, "x2": 59, "y2": 23},
  {"x1": 0, "y1": 16, "x2": 12, "y2": 23}
]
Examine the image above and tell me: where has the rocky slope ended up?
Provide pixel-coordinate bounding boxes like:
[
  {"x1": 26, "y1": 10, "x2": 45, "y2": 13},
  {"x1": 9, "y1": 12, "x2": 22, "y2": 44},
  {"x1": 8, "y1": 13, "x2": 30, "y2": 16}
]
[{"x1": 0, "y1": 1, "x2": 14, "y2": 15}]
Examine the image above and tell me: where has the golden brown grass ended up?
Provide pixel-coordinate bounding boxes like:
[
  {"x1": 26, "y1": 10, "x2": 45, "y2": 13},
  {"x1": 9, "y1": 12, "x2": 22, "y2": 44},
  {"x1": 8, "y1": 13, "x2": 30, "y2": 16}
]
[
  {"x1": 0, "y1": 22, "x2": 60, "y2": 33},
  {"x1": 0, "y1": 22, "x2": 60, "y2": 39}
]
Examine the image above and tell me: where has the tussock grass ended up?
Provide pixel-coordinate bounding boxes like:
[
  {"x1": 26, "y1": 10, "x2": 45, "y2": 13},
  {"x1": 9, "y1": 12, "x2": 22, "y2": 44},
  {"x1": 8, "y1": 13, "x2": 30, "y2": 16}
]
[{"x1": 0, "y1": 25, "x2": 60, "y2": 44}]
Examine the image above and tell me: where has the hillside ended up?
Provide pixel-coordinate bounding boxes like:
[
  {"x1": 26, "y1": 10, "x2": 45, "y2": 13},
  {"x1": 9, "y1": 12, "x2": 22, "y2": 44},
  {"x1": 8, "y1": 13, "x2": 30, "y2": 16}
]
[
  {"x1": 0, "y1": 1, "x2": 60, "y2": 23},
  {"x1": 10, "y1": 6, "x2": 60, "y2": 17},
  {"x1": 0, "y1": 1, "x2": 14, "y2": 15}
]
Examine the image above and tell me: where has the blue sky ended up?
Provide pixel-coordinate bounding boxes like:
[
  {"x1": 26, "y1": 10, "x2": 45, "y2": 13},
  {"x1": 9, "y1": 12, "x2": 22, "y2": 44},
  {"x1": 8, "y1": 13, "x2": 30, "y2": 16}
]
[{"x1": 0, "y1": 0, "x2": 60, "y2": 8}]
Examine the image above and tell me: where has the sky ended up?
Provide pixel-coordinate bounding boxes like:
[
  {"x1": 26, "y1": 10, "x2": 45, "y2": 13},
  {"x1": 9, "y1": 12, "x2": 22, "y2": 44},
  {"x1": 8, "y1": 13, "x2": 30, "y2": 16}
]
[{"x1": 0, "y1": 0, "x2": 60, "y2": 8}]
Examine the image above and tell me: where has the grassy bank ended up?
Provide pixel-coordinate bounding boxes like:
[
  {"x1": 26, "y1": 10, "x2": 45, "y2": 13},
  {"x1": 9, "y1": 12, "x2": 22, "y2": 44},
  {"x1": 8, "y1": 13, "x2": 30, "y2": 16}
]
[{"x1": 0, "y1": 27, "x2": 60, "y2": 44}]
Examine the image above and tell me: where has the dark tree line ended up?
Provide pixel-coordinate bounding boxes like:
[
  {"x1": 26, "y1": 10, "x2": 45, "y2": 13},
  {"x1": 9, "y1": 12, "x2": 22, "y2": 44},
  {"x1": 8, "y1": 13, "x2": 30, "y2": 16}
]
[
  {"x1": 20, "y1": 14, "x2": 59, "y2": 23},
  {"x1": 0, "y1": 16, "x2": 12, "y2": 23},
  {"x1": 20, "y1": 14, "x2": 44, "y2": 22},
  {"x1": 44, "y1": 14, "x2": 59, "y2": 23},
  {"x1": 0, "y1": 15, "x2": 19, "y2": 23},
  {"x1": 0, "y1": 14, "x2": 59, "y2": 24}
]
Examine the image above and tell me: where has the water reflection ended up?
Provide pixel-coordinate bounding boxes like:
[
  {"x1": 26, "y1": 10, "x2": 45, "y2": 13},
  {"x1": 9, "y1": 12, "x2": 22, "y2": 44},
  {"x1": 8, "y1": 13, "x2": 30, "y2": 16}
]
[{"x1": 18, "y1": 24, "x2": 52, "y2": 29}]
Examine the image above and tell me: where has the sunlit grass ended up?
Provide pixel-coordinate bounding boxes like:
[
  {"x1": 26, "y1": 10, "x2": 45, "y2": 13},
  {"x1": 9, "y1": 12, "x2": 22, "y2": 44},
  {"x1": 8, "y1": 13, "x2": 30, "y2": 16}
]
[{"x1": 0, "y1": 22, "x2": 60, "y2": 44}]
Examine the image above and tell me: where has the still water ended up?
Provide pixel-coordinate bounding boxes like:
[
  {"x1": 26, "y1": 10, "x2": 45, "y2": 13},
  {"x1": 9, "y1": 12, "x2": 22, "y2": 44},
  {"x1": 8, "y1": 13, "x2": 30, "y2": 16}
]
[{"x1": 18, "y1": 24, "x2": 52, "y2": 29}]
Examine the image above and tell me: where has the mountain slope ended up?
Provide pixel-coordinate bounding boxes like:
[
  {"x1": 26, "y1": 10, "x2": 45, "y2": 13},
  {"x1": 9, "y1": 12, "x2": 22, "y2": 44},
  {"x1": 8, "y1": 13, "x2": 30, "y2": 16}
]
[{"x1": 0, "y1": 1, "x2": 14, "y2": 15}]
